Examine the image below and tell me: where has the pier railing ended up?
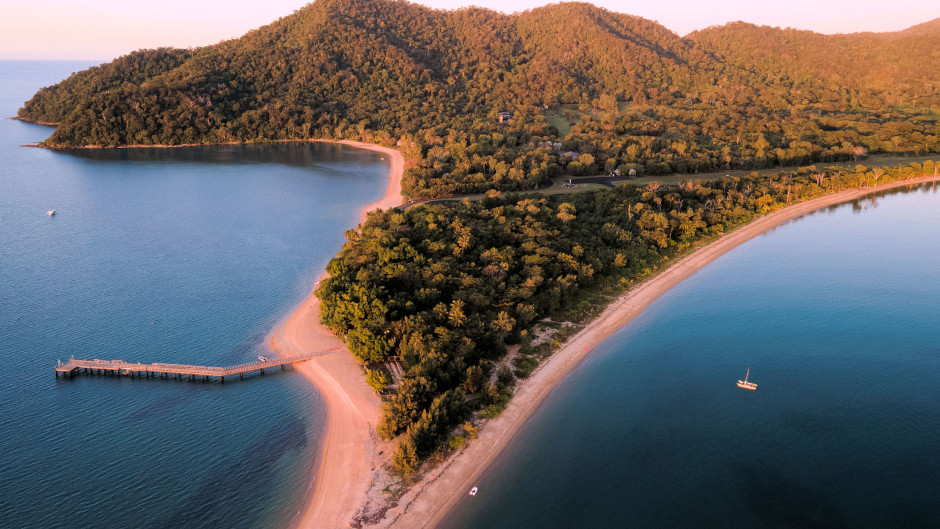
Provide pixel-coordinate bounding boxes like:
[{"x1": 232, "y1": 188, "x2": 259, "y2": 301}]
[{"x1": 54, "y1": 347, "x2": 341, "y2": 383}]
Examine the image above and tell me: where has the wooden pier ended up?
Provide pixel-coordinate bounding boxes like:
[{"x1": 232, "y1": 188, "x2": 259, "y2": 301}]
[{"x1": 54, "y1": 347, "x2": 340, "y2": 383}]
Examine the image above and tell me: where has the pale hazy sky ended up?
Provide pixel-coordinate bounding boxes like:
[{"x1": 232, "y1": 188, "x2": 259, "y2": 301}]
[{"x1": 2, "y1": 0, "x2": 937, "y2": 60}]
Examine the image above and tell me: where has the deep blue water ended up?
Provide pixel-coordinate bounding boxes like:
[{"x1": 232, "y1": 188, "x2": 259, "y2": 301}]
[
  {"x1": 0, "y1": 61, "x2": 388, "y2": 528},
  {"x1": 446, "y1": 185, "x2": 940, "y2": 528}
]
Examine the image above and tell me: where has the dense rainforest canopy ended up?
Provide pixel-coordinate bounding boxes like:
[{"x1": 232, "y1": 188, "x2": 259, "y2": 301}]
[{"x1": 18, "y1": 0, "x2": 940, "y2": 198}]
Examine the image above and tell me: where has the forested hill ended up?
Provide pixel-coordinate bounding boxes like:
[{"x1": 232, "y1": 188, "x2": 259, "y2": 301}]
[
  {"x1": 688, "y1": 19, "x2": 940, "y2": 109},
  {"x1": 18, "y1": 0, "x2": 940, "y2": 198},
  {"x1": 18, "y1": 0, "x2": 724, "y2": 142}
]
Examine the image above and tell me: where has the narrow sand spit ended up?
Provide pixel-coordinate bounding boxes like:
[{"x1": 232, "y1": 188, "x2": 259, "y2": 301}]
[
  {"x1": 375, "y1": 175, "x2": 940, "y2": 529},
  {"x1": 268, "y1": 140, "x2": 403, "y2": 529}
]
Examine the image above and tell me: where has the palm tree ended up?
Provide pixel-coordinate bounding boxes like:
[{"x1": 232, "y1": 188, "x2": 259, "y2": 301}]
[{"x1": 448, "y1": 300, "x2": 467, "y2": 328}]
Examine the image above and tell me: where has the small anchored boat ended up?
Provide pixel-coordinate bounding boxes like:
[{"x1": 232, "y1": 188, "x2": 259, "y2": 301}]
[
  {"x1": 737, "y1": 369, "x2": 757, "y2": 391},
  {"x1": 257, "y1": 355, "x2": 270, "y2": 363},
  {"x1": 47, "y1": 209, "x2": 56, "y2": 217},
  {"x1": 469, "y1": 487, "x2": 478, "y2": 496}
]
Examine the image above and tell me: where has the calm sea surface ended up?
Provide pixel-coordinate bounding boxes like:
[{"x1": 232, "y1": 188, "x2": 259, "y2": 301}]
[
  {"x1": 0, "y1": 61, "x2": 387, "y2": 528},
  {"x1": 446, "y1": 185, "x2": 940, "y2": 527}
]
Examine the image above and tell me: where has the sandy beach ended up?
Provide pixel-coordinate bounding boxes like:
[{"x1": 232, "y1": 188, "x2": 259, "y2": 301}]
[
  {"x1": 374, "y1": 175, "x2": 940, "y2": 529},
  {"x1": 270, "y1": 150, "x2": 935, "y2": 529},
  {"x1": 268, "y1": 140, "x2": 404, "y2": 529}
]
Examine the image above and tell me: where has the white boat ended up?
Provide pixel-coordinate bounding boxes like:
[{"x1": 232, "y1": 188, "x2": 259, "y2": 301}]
[
  {"x1": 737, "y1": 369, "x2": 757, "y2": 390},
  {"x1": 469, "y1": 487, "x2": 478, "y2": 496},
  {"x1": 257, "y1": 355, "x2": 270, "y2": 362},
  {"x1": 47, "y1": 209, "x2": 56, "y2": 217}
]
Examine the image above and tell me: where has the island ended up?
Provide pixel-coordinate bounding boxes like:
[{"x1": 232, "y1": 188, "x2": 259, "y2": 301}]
[{"x1": 18, "y1": 0, "x2": 940, "y2": 527}]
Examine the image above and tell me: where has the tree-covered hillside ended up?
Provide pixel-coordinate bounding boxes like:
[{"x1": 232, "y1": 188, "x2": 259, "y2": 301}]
[
  {"x1": 19, "y1": 0, "x2": 727, "y2": 146},
  {"x1": 688, "y1": 19, "x2": 940, "y2": 109},
  {"x1": 18, "y1": 0, "x2": 940, "y2": 198}
]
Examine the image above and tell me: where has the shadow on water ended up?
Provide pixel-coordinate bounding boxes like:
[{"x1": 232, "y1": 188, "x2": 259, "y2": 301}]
[
  {"x1": 124, "y1": 384, "x2": 204, "y2": 422},
  {"x1": 121, "y1": 325, "x2": 297, "y2": 423},
  {"x1": 222, "y1": 328, "x2": 270, "y2": 365},
  {"x1": 733, "y1": 463, "x2": 849, "y2": 529},
  {"x1": 58, "y1": 142, "x2": 380, "y2": 173},
  {"x1": 121, "y1": 368, "x2": 301, "y2": 422},
  {"x1": 848, "y1": 181, "x2": 938, "y2": 213},
  {"x1": 785, "y1": 181, "x2": 939, "y2": 219},
  {"x1": 120, "y1": 327, "x2": 294, "y2": 424},
  {"x1": 147, "y1": 415, "x2": 308, "y2": 529}
]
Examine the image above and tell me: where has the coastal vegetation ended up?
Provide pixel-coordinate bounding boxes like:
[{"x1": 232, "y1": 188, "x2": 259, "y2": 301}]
[
  {"x1": 16, "y1": 0, "x2": 940, "y2": 477},
  {"x1": 17, "y1": 0, "x2": 940, "y2": 199},
  {"x1": 318, "y1": 161, "x2": 937, "y2": 472}
]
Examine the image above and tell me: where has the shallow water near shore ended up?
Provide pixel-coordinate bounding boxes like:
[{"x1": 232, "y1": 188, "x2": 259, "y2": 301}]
[
  {"x1": 445, "y1": 184, "x2": 940, "y2": 528},
  {"x1": 0, "y1": 61, "x2": 387, "y2": 528}
]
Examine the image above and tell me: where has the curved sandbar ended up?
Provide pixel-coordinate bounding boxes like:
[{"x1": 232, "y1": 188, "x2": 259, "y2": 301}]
[
  {"x1": 268, "y1": 140, "x2": 404, "y2": 529},
  {"x1": 375, "y1": 175, "x2": 940, "y2": 529}
]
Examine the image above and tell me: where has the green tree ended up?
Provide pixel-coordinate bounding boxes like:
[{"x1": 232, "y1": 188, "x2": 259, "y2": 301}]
[
  {"x1": 392, "y1": 439, "x2": 420, "y2": 476},
  {"x1": 463, "y1": 365, "x2": 485, "y2": 394},
  {"x1": 448, "y1": 300, "x2": 467, "y2": 328},
  {"x1": 366, "y1": 368, "x2": 391, "y2": 393}
]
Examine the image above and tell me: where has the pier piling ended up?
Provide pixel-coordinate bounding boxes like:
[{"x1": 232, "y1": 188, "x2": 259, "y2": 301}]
[{"x1": 53, "y1": 348, "x2": 340, "y2": 385}]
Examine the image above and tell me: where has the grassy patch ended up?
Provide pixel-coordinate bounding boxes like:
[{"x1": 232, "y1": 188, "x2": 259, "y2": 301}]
[{"x1": 544, "y1": 109, "x2": 572, "y2": 137}]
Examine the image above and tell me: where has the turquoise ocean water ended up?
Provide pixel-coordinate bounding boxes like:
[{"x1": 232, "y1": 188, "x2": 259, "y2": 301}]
[
  {"x1": 445, "y1": 185, "x2": 940, "y2": 528},
  {"x1": 0, "y1": 61, "x2": 387, "y2": 528}
]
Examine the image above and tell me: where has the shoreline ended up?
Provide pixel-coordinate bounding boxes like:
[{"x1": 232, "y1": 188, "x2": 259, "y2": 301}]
[
  {"x1": 267, "y1": 140, "x2": 404, "y2": 529},
  {"x1": 374, "y1": 175, "x2": 940, "y2": 529},
  {"x1": 13, "y1": 132, "x2": 398, "y2": 154}
]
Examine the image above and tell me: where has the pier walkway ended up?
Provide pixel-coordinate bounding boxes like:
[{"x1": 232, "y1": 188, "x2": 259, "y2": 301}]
[{"x1": 54, "y1": 347, "x2": 341, "y2": 383}]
